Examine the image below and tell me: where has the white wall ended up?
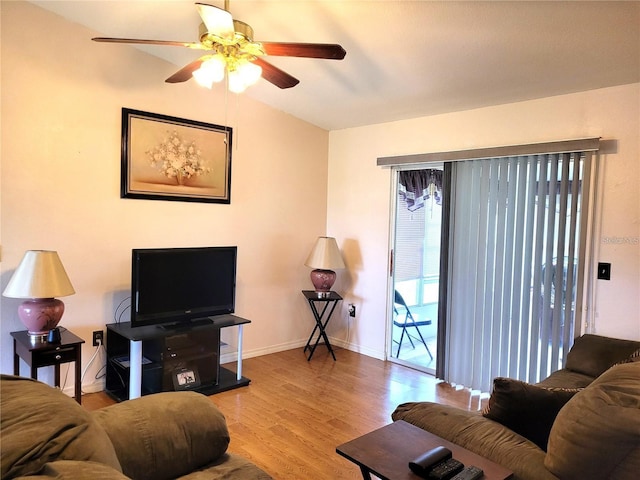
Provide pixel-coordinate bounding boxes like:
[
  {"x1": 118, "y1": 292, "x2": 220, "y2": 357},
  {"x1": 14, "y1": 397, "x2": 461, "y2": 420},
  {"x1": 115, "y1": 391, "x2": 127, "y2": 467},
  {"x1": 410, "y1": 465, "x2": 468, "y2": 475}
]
[
  {"x1": 328, "y1": 84, "x2": 640, "y2": 358},
  {"x1": 1, "y1": 2, "x2": 330, "y2": 390}
]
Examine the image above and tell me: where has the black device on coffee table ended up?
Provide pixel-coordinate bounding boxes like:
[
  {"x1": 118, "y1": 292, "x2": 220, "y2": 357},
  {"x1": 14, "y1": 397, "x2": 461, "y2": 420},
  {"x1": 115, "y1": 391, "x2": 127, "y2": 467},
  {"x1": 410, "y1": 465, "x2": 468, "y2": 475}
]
[{"x1": 409, "y1": 446, "x2": 464, "y2": 479}]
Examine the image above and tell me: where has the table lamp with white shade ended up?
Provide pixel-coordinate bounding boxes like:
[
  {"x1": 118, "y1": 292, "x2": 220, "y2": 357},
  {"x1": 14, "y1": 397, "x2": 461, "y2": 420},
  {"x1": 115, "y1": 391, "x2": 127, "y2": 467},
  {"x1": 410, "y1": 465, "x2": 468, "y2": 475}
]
[
  {"x1": 304, "y1": 237, "x2": 345, "y2": 298},
  {"x1": 3, "y1": 250, "x2": 75, "y2": 342}
]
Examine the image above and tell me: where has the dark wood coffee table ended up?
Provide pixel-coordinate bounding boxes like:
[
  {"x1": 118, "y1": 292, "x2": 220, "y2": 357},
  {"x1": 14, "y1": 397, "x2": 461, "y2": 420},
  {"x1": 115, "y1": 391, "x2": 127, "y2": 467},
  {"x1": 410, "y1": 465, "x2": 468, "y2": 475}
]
[{"x1": 336, "y1": 420, "x2": 513, "y2": 480}]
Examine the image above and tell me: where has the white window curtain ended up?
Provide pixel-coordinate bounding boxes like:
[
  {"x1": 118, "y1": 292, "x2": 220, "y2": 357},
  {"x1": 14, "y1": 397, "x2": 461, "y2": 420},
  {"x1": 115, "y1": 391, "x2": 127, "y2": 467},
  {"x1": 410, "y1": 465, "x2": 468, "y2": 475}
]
[{"x1": 444, "y1": 152, "x2": 593, "y2": 392}]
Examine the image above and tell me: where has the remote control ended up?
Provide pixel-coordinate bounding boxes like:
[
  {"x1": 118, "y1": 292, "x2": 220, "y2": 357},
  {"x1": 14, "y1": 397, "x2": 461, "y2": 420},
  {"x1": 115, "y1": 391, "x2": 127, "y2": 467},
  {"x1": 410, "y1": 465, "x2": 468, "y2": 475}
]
[
  {"x1": 451, "y1": 465, "x2": 484, "y2": 480},
  {"x1": 428, "y1": 458, "x2": 464, "y2": 480},
  {"x1": 409, "y1": 446, "x2": 452, "y2": 477}
]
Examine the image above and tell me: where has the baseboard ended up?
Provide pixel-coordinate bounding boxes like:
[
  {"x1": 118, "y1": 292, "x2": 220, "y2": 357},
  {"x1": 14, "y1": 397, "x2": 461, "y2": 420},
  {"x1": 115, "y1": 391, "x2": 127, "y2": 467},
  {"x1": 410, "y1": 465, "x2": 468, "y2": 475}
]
[
  {"x1": 82, "y1": 379, "x2": 105, "y2": 394},
  {"x1": 329, "y1": 336, "x2": 385, "y2": 360},
  {"x1": 220, "y1": 339, "x2": 307, "y2": 364},
  {"x1": 58, "y1": 378, "x2": 104, "y2": 398},
  {"x1": 221, "y1": 336, "x2": 384, "y2": 363}
]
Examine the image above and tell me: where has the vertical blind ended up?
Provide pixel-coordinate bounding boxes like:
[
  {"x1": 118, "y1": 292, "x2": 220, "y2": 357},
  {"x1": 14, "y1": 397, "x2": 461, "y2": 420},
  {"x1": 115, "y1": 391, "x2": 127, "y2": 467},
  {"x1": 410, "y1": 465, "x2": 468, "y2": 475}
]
[
  {"x1": 444, "y1": 152, "x2": 591, "y2": 392},
  {"x1": 394, "y1": 193, "x2": 425, "y2": 282}
]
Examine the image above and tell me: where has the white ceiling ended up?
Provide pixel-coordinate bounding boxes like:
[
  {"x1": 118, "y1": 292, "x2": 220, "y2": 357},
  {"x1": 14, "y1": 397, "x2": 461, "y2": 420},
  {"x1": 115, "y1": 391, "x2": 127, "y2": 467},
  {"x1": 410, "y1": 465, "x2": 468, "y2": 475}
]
[{"x1": 31, "y1": 1, "x2": 640, "y2": 131}]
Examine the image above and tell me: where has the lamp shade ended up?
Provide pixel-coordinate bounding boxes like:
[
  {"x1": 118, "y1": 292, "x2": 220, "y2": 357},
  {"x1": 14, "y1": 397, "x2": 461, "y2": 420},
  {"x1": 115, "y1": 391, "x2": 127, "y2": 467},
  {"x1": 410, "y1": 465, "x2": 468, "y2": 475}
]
[
  {"x1": 3, "y1": 250, "x2": 75, "y2": 298},
  {"x1": 3, "y1": 251, "x2": 75, "y2": 337},
  {"x1": 304, "y1": 237, "x2": 346, "y2": 270}
]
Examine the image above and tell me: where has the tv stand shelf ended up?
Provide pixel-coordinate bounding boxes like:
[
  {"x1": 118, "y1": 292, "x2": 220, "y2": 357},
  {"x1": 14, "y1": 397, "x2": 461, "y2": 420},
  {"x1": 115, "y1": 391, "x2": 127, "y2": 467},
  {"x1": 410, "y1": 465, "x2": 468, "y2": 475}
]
[{"x1": 105, "y1": 315, "x2": 250, "y2": 402}]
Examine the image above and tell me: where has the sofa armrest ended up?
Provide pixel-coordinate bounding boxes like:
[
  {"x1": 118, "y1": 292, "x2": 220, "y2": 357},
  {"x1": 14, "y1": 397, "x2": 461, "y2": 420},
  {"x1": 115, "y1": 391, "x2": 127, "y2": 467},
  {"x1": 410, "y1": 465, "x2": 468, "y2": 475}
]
[
  {"x1": 565, "y1": 334, "x2": 640, "y2": 378},
  {"x1": 1, "y1": 375, "x2": 122, "y2": 479},
  {"x1": 92, "y1": 391, "x2": 229, "y2": 480},
  {"x1": 392, "y1": 402, "x2": 558, "y2": 480},
  {"x1": 545, "y1": 363, "x2": 640, "y2": 480}
]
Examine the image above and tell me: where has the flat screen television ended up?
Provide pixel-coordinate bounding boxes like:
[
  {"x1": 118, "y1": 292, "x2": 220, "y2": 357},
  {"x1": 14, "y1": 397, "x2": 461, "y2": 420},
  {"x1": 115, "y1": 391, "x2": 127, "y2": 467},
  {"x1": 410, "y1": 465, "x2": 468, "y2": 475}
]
[{"x1": 130, "y1": 246, "x2": 237, "y2": 329}]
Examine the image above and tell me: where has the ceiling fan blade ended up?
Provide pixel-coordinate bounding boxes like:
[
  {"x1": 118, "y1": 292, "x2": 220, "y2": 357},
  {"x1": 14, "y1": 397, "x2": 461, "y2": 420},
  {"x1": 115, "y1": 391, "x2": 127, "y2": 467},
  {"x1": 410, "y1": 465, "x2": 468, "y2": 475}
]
[
  {"x1": 92, "y1": 37, "x2": 205, "y2": 50},
  {"x1": 165, "y1": 58, "x2": 207, "y2": 83},
  {"x1": 253, "y1": 58, "x2": 299, "y2": 89},
  {"x1": 196, "y1": 3, "x2": 235, "y2": 40},
  {"x1": 261, "y1": 42, "x2": 346, "y2": 60}
]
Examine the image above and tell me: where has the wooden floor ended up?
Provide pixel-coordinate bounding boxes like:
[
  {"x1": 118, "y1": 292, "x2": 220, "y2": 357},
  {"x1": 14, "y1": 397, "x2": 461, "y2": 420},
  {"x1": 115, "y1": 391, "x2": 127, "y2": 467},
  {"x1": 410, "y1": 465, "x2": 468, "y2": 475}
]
[{"x1": 83, "y1": 347, "x2": 484, "y2": 479}]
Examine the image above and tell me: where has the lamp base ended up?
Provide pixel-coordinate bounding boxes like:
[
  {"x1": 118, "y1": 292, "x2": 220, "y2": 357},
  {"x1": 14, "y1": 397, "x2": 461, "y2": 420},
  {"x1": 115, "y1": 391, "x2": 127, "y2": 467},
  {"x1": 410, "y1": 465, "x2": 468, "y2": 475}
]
[
  {"x1": 310, "y1": 269, "x2": 336, "y2": 297},
  {"x1": 29, "y1": 333, "x2": 48, "y2": 345},
  {"x1": 17, "y1": 298, "x2": 65, "y2": 336}
]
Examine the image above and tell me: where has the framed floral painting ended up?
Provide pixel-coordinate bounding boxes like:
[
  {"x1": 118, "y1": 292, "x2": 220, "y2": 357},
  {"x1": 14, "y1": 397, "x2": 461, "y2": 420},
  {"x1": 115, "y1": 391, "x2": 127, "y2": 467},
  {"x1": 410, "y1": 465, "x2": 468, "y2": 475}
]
[{"x1": 121, "y1": 108, "x2": 232, "y2": 203}]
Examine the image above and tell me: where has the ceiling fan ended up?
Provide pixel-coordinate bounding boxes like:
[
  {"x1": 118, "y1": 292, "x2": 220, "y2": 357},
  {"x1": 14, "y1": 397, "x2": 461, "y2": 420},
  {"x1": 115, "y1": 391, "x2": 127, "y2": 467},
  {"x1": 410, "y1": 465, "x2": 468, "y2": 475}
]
[{"x1": 92, "y1": 1, "x2": 346, "y2": 92}]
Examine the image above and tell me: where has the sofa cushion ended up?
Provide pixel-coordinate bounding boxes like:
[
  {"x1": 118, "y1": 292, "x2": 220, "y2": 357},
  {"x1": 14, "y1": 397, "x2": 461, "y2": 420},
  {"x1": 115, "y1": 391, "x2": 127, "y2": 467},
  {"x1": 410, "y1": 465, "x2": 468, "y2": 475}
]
[
  {"x1": 536, "y1": 368, "x2": 595, "y2": 389},
  {"x1": 0, "y1": 375, "x2": 122, "y2": 480},
  {"x1": 92, "y1": 391, "x2": 230, "y2": 480},
  {"x1": 565, "y1": 334, "x2": 640, "y2": 377},
  {"x1": 482, "y1": 377, "x2": 580, "y2": 450},
  {"x1": 545, "y1": 362, "x2": 640, "y2": 480}
]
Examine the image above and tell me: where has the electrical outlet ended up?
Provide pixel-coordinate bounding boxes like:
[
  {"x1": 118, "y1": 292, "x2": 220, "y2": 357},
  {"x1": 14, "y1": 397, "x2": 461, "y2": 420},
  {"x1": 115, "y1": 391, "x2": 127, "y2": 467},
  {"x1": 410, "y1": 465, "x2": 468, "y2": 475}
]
[
  {"x1": 597, "y1": 262, "x2": 611, "y2": 280},
  {"x1": 92, "y1": 330, "x2": 104, "y2": 347},
  {"x1": 348, "y1": 304, "x2": 356, "y2": 317}
]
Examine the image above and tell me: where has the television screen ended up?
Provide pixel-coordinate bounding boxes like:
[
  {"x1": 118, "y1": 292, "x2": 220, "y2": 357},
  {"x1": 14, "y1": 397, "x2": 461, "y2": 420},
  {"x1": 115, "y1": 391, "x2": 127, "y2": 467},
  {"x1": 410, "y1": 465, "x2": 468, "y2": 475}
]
[{"x1": 131, "y1": 246, "x2": 237, "y2": 328}]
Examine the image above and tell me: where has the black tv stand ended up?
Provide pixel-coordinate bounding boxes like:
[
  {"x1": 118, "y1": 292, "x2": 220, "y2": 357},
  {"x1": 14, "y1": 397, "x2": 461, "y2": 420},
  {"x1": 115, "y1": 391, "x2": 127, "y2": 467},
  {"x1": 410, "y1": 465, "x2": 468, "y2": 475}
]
[
  {"x1": 105, "y1": 314, "x2": 250, "y2": 401},
  {"x1": 158, "y1": 317, "x2": 214, "y2": 330}
]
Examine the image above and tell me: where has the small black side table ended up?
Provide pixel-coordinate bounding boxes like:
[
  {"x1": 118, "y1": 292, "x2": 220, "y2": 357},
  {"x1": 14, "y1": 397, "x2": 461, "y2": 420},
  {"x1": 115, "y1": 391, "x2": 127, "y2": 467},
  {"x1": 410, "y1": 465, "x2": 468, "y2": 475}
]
[
  {"x1": 302, "y1": 290, "x2": 342, "y2": 361},
  {"x1": 11, "y1": 328, "x2": 85, "y2": 404}
]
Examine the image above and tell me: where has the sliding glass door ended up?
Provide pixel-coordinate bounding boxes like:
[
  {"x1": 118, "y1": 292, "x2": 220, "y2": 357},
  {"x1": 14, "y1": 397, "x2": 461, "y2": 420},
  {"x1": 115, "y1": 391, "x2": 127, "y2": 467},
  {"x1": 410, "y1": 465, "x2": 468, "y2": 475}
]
[
  {"x1": 385, "y1": 144, "x2": 596, "y2": 391},
  {"x1": 388, "y1": 168, "x2": 443, "y2": 374}
]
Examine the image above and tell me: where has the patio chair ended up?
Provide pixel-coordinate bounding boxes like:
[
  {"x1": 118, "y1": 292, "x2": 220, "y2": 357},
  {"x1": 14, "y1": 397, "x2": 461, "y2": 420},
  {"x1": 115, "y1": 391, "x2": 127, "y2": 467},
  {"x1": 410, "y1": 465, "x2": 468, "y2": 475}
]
[{"x1": 393, "y1": 290, "x2": 433, "y2": 360}]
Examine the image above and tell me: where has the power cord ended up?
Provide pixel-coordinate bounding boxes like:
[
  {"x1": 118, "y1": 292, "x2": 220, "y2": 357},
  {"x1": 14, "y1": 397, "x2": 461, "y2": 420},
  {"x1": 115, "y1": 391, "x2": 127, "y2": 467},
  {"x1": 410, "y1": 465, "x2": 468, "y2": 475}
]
[
  {"x1": 114, "y1": 297, "x2": 131, "y2": 324},
  {"x1": 345, "y1": 305, "x2": 352, "y2": 347},
  {"x1": 81, "y1": 338, "x2": 106, "y2": 394}
]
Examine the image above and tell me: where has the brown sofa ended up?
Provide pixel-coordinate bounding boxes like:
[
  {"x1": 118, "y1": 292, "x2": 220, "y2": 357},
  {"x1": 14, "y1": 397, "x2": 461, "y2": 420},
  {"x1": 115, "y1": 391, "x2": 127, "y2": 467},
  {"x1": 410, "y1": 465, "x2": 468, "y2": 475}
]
[
  {"x1": 392, "y1": 334, "x2": 640, "y2": 480},
  {"x1": 0, "y1": 375, "x2": 272, "y2": 480}
]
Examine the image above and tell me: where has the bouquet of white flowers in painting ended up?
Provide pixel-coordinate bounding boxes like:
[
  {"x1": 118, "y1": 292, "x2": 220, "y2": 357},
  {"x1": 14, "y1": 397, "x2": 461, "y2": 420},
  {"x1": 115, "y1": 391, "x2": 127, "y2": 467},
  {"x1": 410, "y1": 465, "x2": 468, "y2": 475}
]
[{"x1": 147, "y1": 130, "x2": 212, "y2": 185}]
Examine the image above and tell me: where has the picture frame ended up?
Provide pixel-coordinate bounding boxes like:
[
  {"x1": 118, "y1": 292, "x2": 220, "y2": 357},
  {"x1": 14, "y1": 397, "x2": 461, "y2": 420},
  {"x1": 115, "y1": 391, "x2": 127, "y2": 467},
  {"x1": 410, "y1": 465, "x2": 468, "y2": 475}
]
[
  {"x1": 121, "y1": 108, "x2": 232, "y2": 203},
  {"x1": 172, "y1": 367, "x2": 201, "y2": 390}
]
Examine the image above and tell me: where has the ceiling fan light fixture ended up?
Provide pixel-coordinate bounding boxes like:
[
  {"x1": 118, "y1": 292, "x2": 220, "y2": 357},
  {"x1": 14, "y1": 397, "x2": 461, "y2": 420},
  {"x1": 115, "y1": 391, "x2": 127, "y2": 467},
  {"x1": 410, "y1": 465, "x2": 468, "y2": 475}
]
[
  {"x1": 192, "y1": 54, "x2": 226, "y2": 88},
  {"x1": 228, "y1": 61, "x2": 262, "y2": 93},
  {"x1": 227, "y1": 72, "x2": 247, "y2": 93},
  {"x1": 237, "y1": 61, "x2": 262, "y2": 85}
]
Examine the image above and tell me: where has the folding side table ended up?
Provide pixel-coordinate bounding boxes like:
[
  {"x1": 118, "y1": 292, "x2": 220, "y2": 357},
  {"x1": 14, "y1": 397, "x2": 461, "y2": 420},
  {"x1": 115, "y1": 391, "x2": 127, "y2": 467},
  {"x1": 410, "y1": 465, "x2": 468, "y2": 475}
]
[{"x1": 302, "y1": 290, "x2": 342, "y2": 361}]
